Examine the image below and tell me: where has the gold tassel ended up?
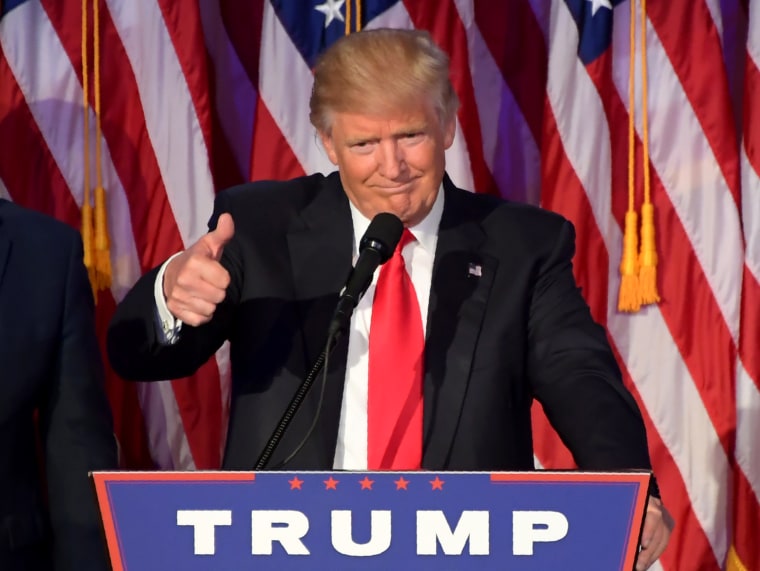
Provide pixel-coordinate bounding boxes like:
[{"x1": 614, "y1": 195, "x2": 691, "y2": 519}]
[
  {"x1": 80, "y1": 0, "x2": 97, "y2": 296},
  {"x1": 91, "y1": 0, "x2": 111, "y2": 290},
  {"x1": 638, "y1": 203, "x2": 659, "y2": 303},
  {"x1": 81, "y1": 200, "x2": 97, "y2": 294},
  {"x1": 618, "y1": 211, "x2": 641, "y2": 312},
  {"x1": 618, "y1": 0, "x2": 641, "y2": 313},
  {"x1": 636, "y1": 0, "x2": 659, "y2": 306},
  {"x1": 94, "y1": 185, "x2": 112, "y2": 290},
  {"x1": 726, "y1": 545, "x2": 749, "y2": 571},
  {"x1": 80, "y1": 0, "x2": 112, "y2": 299}
]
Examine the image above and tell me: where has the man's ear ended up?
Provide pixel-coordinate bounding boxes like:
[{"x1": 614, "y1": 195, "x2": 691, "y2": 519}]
[
  {"x1": 319, "y1": 130, "x2": 339, "y2": 165},
  {"x1": 443, "y1": 114, "x2": 456, "y2": 150}
]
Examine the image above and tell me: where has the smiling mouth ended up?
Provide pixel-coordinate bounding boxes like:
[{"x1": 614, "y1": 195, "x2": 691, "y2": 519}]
[{"x1": 375, "y1": 181, "x2": 414, "y2": 192}]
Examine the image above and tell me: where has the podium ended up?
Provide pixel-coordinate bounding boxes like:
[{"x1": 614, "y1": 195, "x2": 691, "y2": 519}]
[{"x1": 93, "y1": 470, "x2": 650, "y2": 570}]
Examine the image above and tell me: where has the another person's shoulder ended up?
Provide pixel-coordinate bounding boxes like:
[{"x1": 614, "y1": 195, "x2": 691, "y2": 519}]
[{"x1": 0, "y1": 199, "x2": 80, "y2": 253}]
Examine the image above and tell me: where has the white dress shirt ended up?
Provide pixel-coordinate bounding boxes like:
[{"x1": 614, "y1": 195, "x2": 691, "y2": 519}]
[
  {"x1": 154, "y1": 186, "x2": 444, "y2": 470},
  {"x1": 334, "y1": 188, "x2": 443, "y2": 469}
]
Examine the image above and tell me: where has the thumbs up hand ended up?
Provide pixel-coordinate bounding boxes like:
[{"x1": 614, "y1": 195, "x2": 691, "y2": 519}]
[{"x1": 163, "y1": 213, "x2": 235, "y2": 326}]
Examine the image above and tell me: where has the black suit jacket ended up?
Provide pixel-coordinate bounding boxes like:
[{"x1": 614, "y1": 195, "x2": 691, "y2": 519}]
[
  {"x1": 0, "y1": 200, "x2": 117, "y2": 571},
  {"x1": 108, "y1": 172, "x2": 653, "y2": 477}
]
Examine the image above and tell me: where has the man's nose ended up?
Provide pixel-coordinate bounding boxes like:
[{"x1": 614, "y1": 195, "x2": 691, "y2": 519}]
[{"x1": 377, "y1": 140, "x2": 406, "y2": 178}]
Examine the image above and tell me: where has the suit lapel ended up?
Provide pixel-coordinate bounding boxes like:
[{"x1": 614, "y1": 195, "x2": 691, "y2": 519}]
[
  {"x1": 284, "y1": 173, "x2": 354, "y2": 466},
  {"x1": 422, "y1": 179, "x2": 498, "y2": 468}
]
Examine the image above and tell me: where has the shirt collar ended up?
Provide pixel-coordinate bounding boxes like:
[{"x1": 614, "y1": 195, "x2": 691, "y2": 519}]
[{"x1": 348, "y1": 184, "x2": 444, "y2": 256}]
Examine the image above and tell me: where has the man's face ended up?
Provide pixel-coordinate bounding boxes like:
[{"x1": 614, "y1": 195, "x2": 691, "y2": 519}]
[{"x1": 319, "y1": 102, "x2": 456, "y2": 227}]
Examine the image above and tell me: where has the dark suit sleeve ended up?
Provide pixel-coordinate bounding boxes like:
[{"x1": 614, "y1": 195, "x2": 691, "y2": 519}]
[
  {"x1": 38, "y1": 233, "x2": 117, "y2": 571},
  {"x1": 107, "y1": 193, "x2": 241, "y2": 381},
  {"x1": 526, "y1": 220, "x2": 654, "y2": 477}
]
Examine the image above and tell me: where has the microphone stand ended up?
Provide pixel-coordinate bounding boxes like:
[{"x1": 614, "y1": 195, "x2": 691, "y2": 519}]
[{"x1": 253, "y1": 329, "x2": 343, "y2": 471}]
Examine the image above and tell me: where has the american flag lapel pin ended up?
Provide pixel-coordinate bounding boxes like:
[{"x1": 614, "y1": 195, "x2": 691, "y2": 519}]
[{"x1": 467, "y1": 262, "x2": 482, "y2": 278}]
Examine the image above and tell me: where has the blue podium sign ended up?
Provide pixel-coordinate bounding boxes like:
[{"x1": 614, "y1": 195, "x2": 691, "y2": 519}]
[{"x1": 93, "y1": 470, "x2": 650, "y2": 571}]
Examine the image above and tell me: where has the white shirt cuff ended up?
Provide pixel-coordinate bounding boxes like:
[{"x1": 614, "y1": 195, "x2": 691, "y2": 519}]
[{"x1": 154, "y1": 252, "x2": 183, "y2": 345}]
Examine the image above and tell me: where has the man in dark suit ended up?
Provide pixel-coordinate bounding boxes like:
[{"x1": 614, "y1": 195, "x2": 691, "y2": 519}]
[
  {"x1": 0, "y1": 199, "x2": 117, "y2": 570},
  {"x1": 107, "y1": 28, "x2": 672, "y2": 569}
]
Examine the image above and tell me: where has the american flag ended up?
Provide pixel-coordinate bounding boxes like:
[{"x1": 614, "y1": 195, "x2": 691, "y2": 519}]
[{"x1": 0, "y1": 0, "x2": 757, "y2": 569}]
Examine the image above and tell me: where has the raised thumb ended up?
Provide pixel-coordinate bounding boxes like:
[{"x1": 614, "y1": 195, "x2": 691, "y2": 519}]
[{"x1": 206, "y1": 212, "x2": 235, "y2": 259}]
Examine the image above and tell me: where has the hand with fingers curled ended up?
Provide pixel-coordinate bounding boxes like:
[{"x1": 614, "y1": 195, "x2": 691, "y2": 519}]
[
  {"x1": 636, "y1": 496, "x2": 675, "y2": 570},
  {"x1": 163, "y1": 212, "x2": 235, "y2": 327}
]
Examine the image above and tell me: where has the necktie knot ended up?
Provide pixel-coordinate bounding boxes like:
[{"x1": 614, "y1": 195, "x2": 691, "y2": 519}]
[{"x1": 395, "y1": 228, "x2": 416, "y2": 256}]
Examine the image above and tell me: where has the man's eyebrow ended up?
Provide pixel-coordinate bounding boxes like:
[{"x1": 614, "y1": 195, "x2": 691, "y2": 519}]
[{"x1": 345, "y1": 135, "x2": 378, "y2": 145}]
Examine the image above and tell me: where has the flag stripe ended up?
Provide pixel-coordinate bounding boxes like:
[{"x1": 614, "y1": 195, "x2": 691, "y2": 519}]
[
  {"x1": 460, "y1": 0, "x2": 542, "y2": 203},
  {"x1": 104, "y1": 0, "x2": 215, "y2": 245},
  {"x1": 595, "y1": 43, "x2": 738, "y2": 458},
  {"x1": 614, "y1": 345, "x2": 722, "y2": 571},
  {"x1": 219, "y1": 0, "x2": 263, "y2": 91},
  {"x1": 259, "y1": 2, "x2": 334, "y2": 176},
  {"x1": 733, "y1": 2, "x2": 760, "y2": 565},
  {"x1": 107, "y1": 0, "x2": 225, "y2": 468},
  {"x1": 734, "y1": 359, "x2": 760, "y2": 568},
  {"x1": 198, "y1": 0, "x2": 256, "y2": 185},
  {"x1": 541, "y1": 94, "x2": 723, "y2": 567},
  {"x1": 614, "y1": 7, "x2": 743, "y2": 345},
  {"x1": 250, "y1": 97, "x2": 307, "y2": 181},
  {"x1": 646, "y1": 0, "x2": 740, "y2": 207},
  {"x1": 546, "y1": 2, "x2": 730, "y2": 561},
  {"x1": 40, "y1": 0, "x2": 183, "y2": 270},
  {"x1": 473, "y1": 0, "x2": 546, "y2": 147},
  {"x1": 0, "y1": 53, "x2": 78, "y2": 222},
  {"x1": 156, "y1": 0, "x2": 214, "y2": 164},
  {"x1": 540, "y1": 103, "x2": 611, "y2": 329}
]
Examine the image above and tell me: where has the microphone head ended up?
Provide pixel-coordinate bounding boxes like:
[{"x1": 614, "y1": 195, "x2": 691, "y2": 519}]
[{"x1": 359, "y1": 213, "x2": 404, "y2": 263}]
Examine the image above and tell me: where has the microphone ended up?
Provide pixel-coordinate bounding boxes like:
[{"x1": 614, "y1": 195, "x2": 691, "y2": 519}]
[{"x1": 327, "y1": 212, "x2": 403, "y2": 339}]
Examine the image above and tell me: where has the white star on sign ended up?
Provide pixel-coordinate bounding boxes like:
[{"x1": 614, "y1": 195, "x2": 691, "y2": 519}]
[
  {"x1": 315, "y1": 0, "x2": 346, "y2": 28},
  {"x1": 587, "y1": 0, "x2": 613, "y2": 16}
]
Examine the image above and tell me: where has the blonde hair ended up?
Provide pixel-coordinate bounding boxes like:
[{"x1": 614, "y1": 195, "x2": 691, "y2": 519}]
[{"x1": 309, "y1": 28, "x2": 459, "y2": 133}]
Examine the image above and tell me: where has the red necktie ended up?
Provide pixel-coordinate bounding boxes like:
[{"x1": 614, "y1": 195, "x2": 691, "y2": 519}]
[{"x1": 367, "y1": 229, "x2": 424, "y2": 469}]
